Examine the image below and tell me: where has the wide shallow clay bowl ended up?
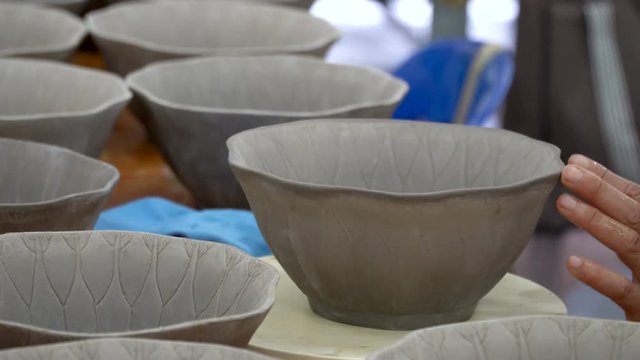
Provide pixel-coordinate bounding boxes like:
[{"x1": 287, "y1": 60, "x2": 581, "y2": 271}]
[
  {"x1": 369, "y1": 316, "x2": 640, "y2": 359},
  {"x1": 0, "y1": 3, "x2": 86, "y2": 60},
  {"x1": 0, "y1": 231, "x2": 279, "y2": 349},
  {"x1": 228, "y1": 119, "x2": 563, "y2": 330},
  {"x1": 127, "y1": 56, "x2": 407, "y2": 208},
  {"x1": 86, "y1": 1, "x2": 339, "y2": 75},
  {"x1": 0, "y1": 139, "x2": 119, "y2": 234},
  {"x1": 0, "y1": 338, "x2": 275, "y2": 360},
  {"x1": 151, "y1": 0, "x2": 316, "y2": 10},
  {"x1": 0, "y1": 58, "x2": 131, "y2": 157}
]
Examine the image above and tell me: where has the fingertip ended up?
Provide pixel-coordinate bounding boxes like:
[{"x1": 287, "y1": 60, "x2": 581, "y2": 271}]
[
  {"x1": 567, "y1": 255, "x2": 584, "y2": 269},
  {"x1": 568, "y1": 154, "x2": 592, "y2": 169},
  {"x1": 557, "y1": 193, "x2": 578, "y2": 211}
]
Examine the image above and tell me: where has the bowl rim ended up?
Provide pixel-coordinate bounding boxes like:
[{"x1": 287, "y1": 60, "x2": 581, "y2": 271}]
[
  {"x1": 368, "y1": 315, "x2": 640, "y2": 359},
  {"x1": 0, "y1": 139, "x2": 120, "y2": 209},
  {"x1": 125, "y1": 55, "x2": 409, "y2": 117},
  {"x1": 0, "y1": 58, "x2": 132, "y2": 122},
  {"x1": 0, "y1": 3, "x2": 87, "y2": 58},
  {"x1": 85, "y1": 1, "x2": 340, "y2": 56},
  {"x1": 0, "y1": 231, "x2": 280, "y2": 338},
  {"x1": 227, "y1": 119, "x2": 565, "y2": 199},
  {"x1": 0, "y1": 337, "x2": 276, "y2": 359}
]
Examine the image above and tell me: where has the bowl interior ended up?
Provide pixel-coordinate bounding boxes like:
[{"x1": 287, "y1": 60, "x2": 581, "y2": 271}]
[
  {"x1": 229, "y1": 120, "x2": 562, "y2": 194},
  {"x1": 129, "y1": 57, "x2": 404, "y2": 114},
  {"x1": 0, "y1": 139, "x2": 117, "y2": 204},
  {"x1": 0, "y1": 4, "x2": 83, "y2": 55},
  {"x1": 89, "y1": 2, "x2": 335, "y2": 52},
  {"x1": 0, "y1": 59, "x2": 128, "y2": 118},
  {"x1": 0, "y1": 231, "x2": 277, "y2": 334}
]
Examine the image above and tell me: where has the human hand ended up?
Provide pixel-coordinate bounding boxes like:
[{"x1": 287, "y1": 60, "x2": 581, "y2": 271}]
[{"x1": 556, "y1": 154, "x2": 640, "y2": 321}]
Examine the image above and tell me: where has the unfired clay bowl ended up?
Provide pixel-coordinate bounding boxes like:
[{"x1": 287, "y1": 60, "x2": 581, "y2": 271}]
[
  {"x1": 368, "y1": 316, "x2": 640, "y2": 359},
  {"x1": 0, "y1": 139, "x2": 118, "y2": 234},
  {"x1": 228, "y1": 119, "x2": 563, "y2": 330},
  {"x1": 0, "y1": 0, "x2": 88, "y2": 14},
  {"x1": 151, "y1": 0, "x2": 316, "y2": 10},
  {"x1": 0, "y1": 231, "x2": 279, "y2": 349},
  {"x1": 0, "y1": 58, "x2": 131, "y2": 157},
  {"x1": 0, "y1": 3, "x2": 86, "y2": 60},
  {"x1": 86, "y1": 1, "x2": 339, "y2": 75},
  {"x1": 0, "y1": 338, "x2": 275, "y2": 360},
  {"x1": 127, "y1": 56, "x2": 407, "y2": 208}
]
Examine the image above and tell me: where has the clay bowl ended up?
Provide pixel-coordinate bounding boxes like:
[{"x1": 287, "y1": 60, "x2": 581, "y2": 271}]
[
  {"x1": 127, "y1": 55, "x2": 407, "y2": 208},
  {"x1": 0, "y1": 338, "x2": 276, "y2": 360},
  {"x1": 86, "y1": 1, "x2": 339, "y2": 75},
  {"x1": 228, "y1": 119, "x2": 563, "y2": 330},
  {"x1": 368, "y1": 316, "x2": 640, "y2": 359},
  {"x1": 0, "y1": 139, "x2": 119, "y2": 234},
  {"x1": 0, "y1": 58, "x2": 131, "y2": 157},
  {"x1": 0, "y1": 3, "x2": 86, "y2": 60},
  {"x1": 0, "y1": 0, "x2": 88, "y2": 15},
  {"x1": 0, "y1": 231, "x2": 279, "y2": 349},
  {"x1": 149, "y1": 0, "x2": 316, "y2": 10}
]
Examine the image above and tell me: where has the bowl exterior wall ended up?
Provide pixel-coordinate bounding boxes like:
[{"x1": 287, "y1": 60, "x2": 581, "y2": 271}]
[
  {"x1": 143, "y1": 103, "x2": 398, "y2": 208},
  {"x1": 233, "y1": 165, "x2": 557, "y2": 329}
]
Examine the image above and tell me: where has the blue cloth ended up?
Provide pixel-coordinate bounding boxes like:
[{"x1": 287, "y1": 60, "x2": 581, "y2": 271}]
[
  {"x1": 94, "y1": 197, "x2": 271, "y2": 257},
  {"x1": 392, "y1": 38, "x2": 514, "y2": 126}
]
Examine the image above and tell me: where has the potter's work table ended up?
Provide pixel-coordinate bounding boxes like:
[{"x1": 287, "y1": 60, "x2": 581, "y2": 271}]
[{"x1": 249, "y1": 256, "x2": 567, "y2": 360}]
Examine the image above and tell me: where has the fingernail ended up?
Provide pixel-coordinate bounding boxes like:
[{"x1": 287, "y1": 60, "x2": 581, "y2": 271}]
[
  {"x1": 558, "y1": 194, "x2": 578, "y2": 211},
  {"x1": 563, "y1": 166, "x2": 584, "y2": 183},
  {"x1": 568, "y1": 256, "x2": 584, "y2": 269},
  {"x1": 571, "y1": 154, "x2": 591, "y2": 168}
]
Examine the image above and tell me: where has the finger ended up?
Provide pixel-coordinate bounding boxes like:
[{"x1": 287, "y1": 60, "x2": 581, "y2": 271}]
[
  {"x1": 568, "y1": 154, "x2": 640, "y2": 202},
  {"x1": 567, "y1": 255, "x2": 640, "y2": 321},
  {"x1": 561, "y1": 164, "x2": 640, "y2": 232},
  {"x1": 557, "y1": 194, "x2": 640, "y2": 276}
]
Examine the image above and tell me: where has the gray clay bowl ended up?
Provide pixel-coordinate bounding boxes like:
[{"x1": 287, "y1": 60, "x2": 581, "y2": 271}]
[
  {"x1": 368, "y1": 316, "x2": 640, "y2": 359},
  {"x1": 127, "y1": 55, "x2": 408, "y2": 208},
  {"x1": 0, "y1": 231, "x2": 279, "y2": 349},
  {"x1": 150, "y1": 0, "x2": 316, "y2": 10},
  {"x1": 0, "y1": 58, "x2": 131, "y2": 157},
  {"x1": 0, "y1": 139, "x2": 119, "y2": 234},
  {"x1": 86, "y1": 1, "x2": 339, "y2": 75},
  {"x1": 0, "y1": 338, "x2": 276, "y2": 360},
  {"x1": 0, "y1": 0, "x2": 88, "y2": 15},
  {"x1": 0, "y1": 3, "x2": 86, "y2": 60},
  {"x1": 228, "y1": 119, "x2": 564, "y2": 330}
]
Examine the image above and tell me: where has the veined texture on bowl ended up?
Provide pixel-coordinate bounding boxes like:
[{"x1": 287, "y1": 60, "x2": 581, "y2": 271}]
[
  {"x1": 86, "y1": 1, "x2": 339, "y2": 75},
  {"x1": 0, "y1": 58, "x2": 131, "y2": 157},
  {"x1": 0, "y1": 338, "x2": 276, "y2": 360},
  {"x1": 228, "y1": 119, "x2": 563, "y2": 330},
  {"x1": 150, "y1": 0, "x2": 317, "y2": 10},
  {"x1": 0, "y1": 139, "x2": 119, "y2": 234},
  {"x1": 0, "y1": 3, "x2": 86, "y2": 60},
  {"x1": 368, "y1": 316, "x2": 640, "y2": 359},
  {"x1": 127, "y1": 55, "x2": 407, "y2": 208},
  {"x1": 0, "y1": 231, "x2": 279, "y2": 349}
]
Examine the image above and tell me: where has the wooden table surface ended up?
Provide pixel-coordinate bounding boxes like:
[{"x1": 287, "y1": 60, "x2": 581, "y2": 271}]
[{"x1": 72, "y1": 51, "x2": 195, "y2": 208}]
